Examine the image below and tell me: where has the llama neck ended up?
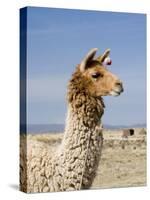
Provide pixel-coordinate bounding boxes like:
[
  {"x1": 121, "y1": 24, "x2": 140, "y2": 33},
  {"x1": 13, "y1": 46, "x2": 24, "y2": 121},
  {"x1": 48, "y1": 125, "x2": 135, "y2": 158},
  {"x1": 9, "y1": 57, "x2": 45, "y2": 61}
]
[
  {"x1": 63, "y1": 68, "x2": 105, "y2": 152},
  {"x1": 55, "y1": 69, "x2": 105, "y2": 191},
  {"x1": 58, "y1": 92, "x2": 104, "y2": 190}
]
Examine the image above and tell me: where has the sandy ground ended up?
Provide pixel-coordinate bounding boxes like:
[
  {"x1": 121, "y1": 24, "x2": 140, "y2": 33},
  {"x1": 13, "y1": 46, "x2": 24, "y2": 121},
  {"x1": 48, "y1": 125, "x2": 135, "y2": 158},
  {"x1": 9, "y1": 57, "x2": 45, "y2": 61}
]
[
  {"x1": 91, "y1": 128, "x2": 146, "y2": 189},
  {"x1": 21, "y1": 128, "x2": 146, "y2": 189}
]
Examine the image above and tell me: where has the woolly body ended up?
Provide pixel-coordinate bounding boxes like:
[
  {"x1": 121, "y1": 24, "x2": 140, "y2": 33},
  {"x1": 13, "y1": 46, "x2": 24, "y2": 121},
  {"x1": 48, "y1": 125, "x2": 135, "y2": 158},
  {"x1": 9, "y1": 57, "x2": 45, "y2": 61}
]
[{"x1": 24, "y1": 67, "x2": 104, "y2": 193}]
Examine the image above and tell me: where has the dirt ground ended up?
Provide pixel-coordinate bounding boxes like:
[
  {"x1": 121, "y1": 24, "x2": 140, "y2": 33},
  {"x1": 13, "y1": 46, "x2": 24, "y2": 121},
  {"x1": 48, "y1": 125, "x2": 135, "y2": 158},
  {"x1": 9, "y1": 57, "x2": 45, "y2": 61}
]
[
  {"x1": 91, "y1": 128, "x2": 146, "y2": 189},
  {"x1": 21, "y1": 128, "x2": 146, "y2": 190}
]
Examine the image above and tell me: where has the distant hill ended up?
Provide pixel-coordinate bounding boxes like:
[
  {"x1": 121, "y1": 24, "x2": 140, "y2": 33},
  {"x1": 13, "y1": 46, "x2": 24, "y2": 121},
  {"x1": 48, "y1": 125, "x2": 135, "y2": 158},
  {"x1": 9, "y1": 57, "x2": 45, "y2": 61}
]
[
  {"x1": 20, "y1": 123, "x2": 146, "y2": 134},
  {"x1": 26, "y1": 124, "x2": 65, "y2": 134},
  {"x1": 104, "y1": 123, "x2": 146, "y2": 130}
]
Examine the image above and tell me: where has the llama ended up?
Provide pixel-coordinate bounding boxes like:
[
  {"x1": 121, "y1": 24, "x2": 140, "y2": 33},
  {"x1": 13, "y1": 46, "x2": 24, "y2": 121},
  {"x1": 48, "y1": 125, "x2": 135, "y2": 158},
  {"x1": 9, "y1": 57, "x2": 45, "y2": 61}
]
[{"x1": 20, "y1": 48, "x2": 124, "y2": 193}]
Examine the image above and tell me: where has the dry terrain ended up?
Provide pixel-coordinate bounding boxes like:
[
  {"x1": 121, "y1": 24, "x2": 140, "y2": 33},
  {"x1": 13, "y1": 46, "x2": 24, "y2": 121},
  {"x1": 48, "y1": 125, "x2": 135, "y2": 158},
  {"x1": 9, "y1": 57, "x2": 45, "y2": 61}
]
[
  {"x1": 21, "y1": 128, "x2": 146, "y2": 189},
  {"x1": 91, "y1": 128, "x2": 146, "y2": 189}
]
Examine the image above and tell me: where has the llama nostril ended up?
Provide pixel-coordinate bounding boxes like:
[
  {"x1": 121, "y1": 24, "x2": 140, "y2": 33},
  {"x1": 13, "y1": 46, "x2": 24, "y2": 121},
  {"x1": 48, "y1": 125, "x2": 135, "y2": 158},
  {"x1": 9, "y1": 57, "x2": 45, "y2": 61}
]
[
  {"x1": 115, "y1": 81, "x2": 124, "y2": 92},
  {"x1": 115, "y1": 81, "x2": 121, "y2": 86}
]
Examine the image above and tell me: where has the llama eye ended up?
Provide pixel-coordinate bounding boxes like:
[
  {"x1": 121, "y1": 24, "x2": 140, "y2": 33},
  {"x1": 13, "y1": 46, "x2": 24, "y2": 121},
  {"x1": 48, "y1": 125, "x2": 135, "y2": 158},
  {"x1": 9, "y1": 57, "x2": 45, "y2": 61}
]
[{"x1": 91, "y1": 73, "x2": 103, "y2": 79}]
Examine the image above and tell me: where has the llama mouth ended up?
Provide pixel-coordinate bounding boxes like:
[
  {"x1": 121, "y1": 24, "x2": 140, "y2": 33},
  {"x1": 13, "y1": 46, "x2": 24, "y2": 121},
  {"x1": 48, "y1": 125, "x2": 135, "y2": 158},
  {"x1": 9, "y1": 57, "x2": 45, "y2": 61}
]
[
  {"x1": 110, "y1": 86, "x2": 124, "y2": 96},
  {"x1": 109, "y1": 90, "x2": 121, "y2": 96}
]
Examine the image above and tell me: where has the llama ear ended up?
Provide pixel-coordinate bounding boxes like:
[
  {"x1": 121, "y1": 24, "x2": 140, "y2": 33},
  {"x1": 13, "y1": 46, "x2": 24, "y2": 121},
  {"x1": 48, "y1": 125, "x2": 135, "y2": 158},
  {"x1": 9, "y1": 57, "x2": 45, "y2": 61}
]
[
  {"x1": 80, "y1": 48, "x2": 98, "y2": 72},
  {"x1": 96, "y1": 49, "x2": 111, "y2": 63}
]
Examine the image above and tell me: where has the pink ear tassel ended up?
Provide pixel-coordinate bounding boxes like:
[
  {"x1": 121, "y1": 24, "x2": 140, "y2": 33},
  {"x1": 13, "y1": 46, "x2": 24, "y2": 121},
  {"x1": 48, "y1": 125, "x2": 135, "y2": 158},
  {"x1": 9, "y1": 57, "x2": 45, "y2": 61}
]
[{"x1": 103, "y1": 57, "x2": 112, "y2": 66}]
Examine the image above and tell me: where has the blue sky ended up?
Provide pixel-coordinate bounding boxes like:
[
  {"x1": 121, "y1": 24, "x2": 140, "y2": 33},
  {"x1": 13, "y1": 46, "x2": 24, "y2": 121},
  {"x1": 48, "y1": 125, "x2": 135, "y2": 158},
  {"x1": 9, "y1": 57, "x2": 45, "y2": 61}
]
[{"x1": 26, "y1": 7, "x2": 146, "y2": 126}]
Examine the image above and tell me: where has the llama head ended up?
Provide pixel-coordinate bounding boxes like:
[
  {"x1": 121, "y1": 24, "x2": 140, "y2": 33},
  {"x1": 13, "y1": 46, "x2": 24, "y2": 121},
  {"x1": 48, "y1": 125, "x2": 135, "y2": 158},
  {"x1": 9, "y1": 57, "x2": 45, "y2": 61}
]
[{"x1": 79, "y1": 48, "x2": 123, "y2": 97}]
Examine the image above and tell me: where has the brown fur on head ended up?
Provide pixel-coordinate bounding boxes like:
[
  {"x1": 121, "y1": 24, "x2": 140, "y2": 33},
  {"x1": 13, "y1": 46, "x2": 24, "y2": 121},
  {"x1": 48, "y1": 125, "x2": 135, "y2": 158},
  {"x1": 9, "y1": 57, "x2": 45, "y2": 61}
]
[{"x1": 78, "y1": 48, "x2": 123, "y2": 97}]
